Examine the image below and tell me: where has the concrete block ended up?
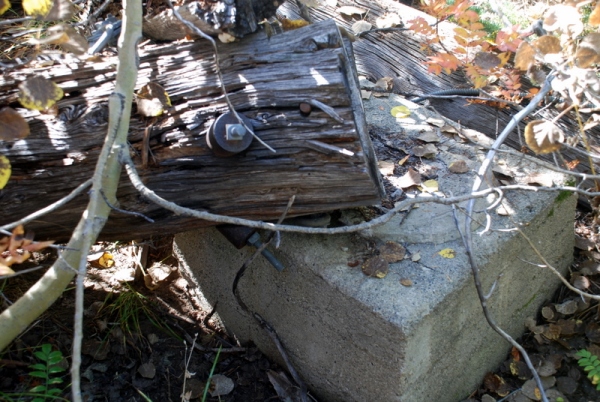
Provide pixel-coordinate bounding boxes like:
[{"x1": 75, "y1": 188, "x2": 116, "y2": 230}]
[{"x1": 174, "y1": 95, "x2": 576, "y2": 401}]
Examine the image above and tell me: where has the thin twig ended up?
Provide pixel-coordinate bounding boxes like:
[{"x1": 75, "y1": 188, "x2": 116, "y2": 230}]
[
  {"x1": 121, "y1": 149, "x2": 600, "y2": 235},
  {"x1": 516, "y1": 227, "x2": 600, "y2": 301},
  {"x1": 461, "y1": 75, "x2": 556, "y2": 402},
  {"x1": 99, "y1": 190, "x2": 155, "y2": 222},
  {"x1": 163, "y1": 0, "x2": 275, "y2": 153},
  {"x1": 0, "y1": 179, "x2": 92, "y2": 231}
]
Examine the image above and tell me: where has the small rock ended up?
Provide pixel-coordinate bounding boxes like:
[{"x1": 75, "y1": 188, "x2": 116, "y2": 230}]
[
  {"x1": 138, "y1": 362, "x2": 156, "y2": 379},
  {"x1": 209, "y1": 374, "x2": 235, "y2": 397}
]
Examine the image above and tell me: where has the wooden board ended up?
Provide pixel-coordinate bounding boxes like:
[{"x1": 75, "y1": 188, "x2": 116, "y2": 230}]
[
  {"x1": 0, "y1": 19, "x2": 383, "y2": 241},
  {"x1": 281, "y1": 0, "x2": 599, "y2": 177}
]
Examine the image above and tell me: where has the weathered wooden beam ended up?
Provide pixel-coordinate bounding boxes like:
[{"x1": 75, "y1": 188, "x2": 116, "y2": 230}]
[
  {"x1": 0, "y1": 19, "x2": 382, "y2": 241},
  {"x1": 281, "y1": 0, "x2": 600, "y2": 177}
]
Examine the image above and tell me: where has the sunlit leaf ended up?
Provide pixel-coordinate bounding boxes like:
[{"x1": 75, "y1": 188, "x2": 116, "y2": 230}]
[
  {"x1": 136, "y1": 82, "x2": 171, "y2": 117},
  {"x1": 576, "y1": 33, "x2": 600, "y2": 68},
  {"x1": 421, "y1": 179, "x2": 439, "y2": 193},
  {"x1": 280, "y1": 18, "x2": 310, "y2": 31},
  {"x1": 543, "y1": 4, "x2": 582, "y2": 36},
  {"x1": 0, "y1": 0, "x2": 10, "y2": 15},
  {"x1": 18, "y1": 76, "x2": 64, "y2": 111},
  {"x1": 0, "y1": 263, "x2": 15, "y2": 276},
  {"x1": 390, "y1": 105, "x2": 410, "y2": 118},
  {"x1": 524, "y1": 120, "x2": 564, "y2": 154},
  {"x1": 98, "y1": 252, "x2": 114, "y2": 268},
  {"x1": 0, "y1": 107, "x2": 30, "y2": 141},
  {"x1": 396, "y1": 168, "x2": 421, "y2": 188},
  {"x1": 352, "y1": 20, "x2": 371, "y2": 34},
  {"x1": 337, "y1": 6, "x2": 366, "y2": 16},
  {"x1": 533, "y1": 35, "x2": 561, "y2": 55},
  {"x1": 590, "y1": 2, "x2": 600, "y2": 26},
  {"x1": 438, "y1": 248, "x2": 456, "y2": 258},
  {"x1": 375, "y1": 13, "x2": 401, "y2": 29},
  {"x1": 0, "y1": 155, "x2": 11, "y2": 189},
  {"x1": 23, "y1": 0, "x2": 74, "y2": 20},
  {"x1": 514, "y1": 41, "x2": 535, "y2": 71}
]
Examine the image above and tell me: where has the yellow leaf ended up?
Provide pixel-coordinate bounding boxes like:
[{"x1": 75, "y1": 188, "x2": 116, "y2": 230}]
[
  {"x1": 23, "y1": 0, "x2": 73, "y2": 20},
  {"x1": 18, "y1": 76, "x2": 64, "y2": 111},
  {"x1": 421, "y1": 179, "x2": 439, "y2": 192},
  {"x1": 280, "y1": 18, "x2": 310, "y2": 31},
  {"x1": 0, "y1": 0, "x2": 10, "y2": 15},
  {"x1": 98, "y1": 252, "x2": 115, "y2": 268},
  {"x1": 390, "y1": 105, "x2": 411, "y2": 118},
  {"x1": 438, "y1": 248, "x2": 456, "y2": 258},
  {"x1": 0, "y1": 155, "x2": 11, "y2": 189},
  {"x1": 22, "y1": 0, "x2": 53, "y2": 17}
]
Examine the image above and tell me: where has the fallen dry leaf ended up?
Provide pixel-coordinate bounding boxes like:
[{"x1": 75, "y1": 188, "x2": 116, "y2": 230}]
[
  {"x1": 362, "y1": 256, "x2": 389, "y2": 278},
  {"x1": 400, "y1": 278, "x2": 413, "y2": 287},
  {"x1": 379, "y1": 241, "x2": 405, "y2": 263},
  {"x1": 449, "y1": 160, "x2": 469, "y2": 173},
  {"x1": 438, "y1": 248, "x2": 456, "y2": 258},
  {"x1": 396, "y1": 168, "x2": 421, "y2": 188},
  {"x1": 412, "y1": 143, "x2": 437, "y2": 158}
]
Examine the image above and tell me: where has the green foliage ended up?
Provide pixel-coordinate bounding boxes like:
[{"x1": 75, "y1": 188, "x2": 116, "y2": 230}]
[
  {"x1": 99, "y1": 284, "x2": 179, "y2": 340},
  {"x1": 28, "y1": 343, "x2": 67, "y2": 401},
  {"x1": 201, "y1": 346, "x2": 222, "y2": 402},
  {"x1": 576, "y1": 349, "x2": 600, "y2": 390}
]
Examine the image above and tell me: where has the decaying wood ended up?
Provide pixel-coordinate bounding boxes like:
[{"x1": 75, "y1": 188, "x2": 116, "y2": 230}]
[
  {"x1": 143, "y1": 0, "x2": 284, "y2": 41},
  {"x1": 282, "y1": 0, "x2": 600, "y2": 178},
  {"x1": 0, "y1": 19, "x2": 382, "y2": 241}
]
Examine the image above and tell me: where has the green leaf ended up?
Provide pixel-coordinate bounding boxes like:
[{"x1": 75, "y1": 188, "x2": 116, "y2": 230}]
[
  {"x1": 577, "y1": 349, "x2": 592, "y2": 358},
  {"x1": 33, "y1": 351, "x2": 47, "y2": 361},
  {"x1": 48, "y1": 366, "x2": 65, "y2": 374},
  {"x1": 30, "y1": 385, "x2": 47, "y2": 392},
  {"x1": 29, "y1": 371, "x2": 49, "y2": 378},
  {"x1": 41, "y1": 344, "x2": 52, "y2": 355},
  {"x1": 29, "y1": 363, "x2": 47, "y2": 371},
  {"x1": 47, "y1": 377, "x2": 64, "y2": 384},
  {"x1": 47, "y1": 387, "x2": 62, "y2": 394},
  {"x1": 585, "y1": 365, "x2": 595, "y2": 372},
  {"x1": 32, "y1": 397, "x2": 45, "y2": 402}
]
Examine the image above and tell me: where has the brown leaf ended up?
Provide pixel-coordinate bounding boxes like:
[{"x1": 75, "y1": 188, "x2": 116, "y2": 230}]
[
  {"x1": 533, "y1": 35, "x2": 562, "y2": 55},
  {"x1": 136, "y1": 82, "x2": 171, "y2": 117},
  {"x1": 449, "y1": 160, "x2": 469, "y2": 173},
  {"x1": 400, "y1": 278, "x2": 413, "y2": 287},
  {"x1": 361, "y1": 256, "x2": 389, "y2": 278},
  {"x1": 554, "y1": 299, "x2": 578, "y2": 315},
  {"x1": 585, "y1": 322, "x2": 600, "y2": 343},
  {"x1": 515, "y1": 41, "x2": 535, "y2": 71},
  {"x1": 379, "y1": 241, "x2": 405, "y2": 263},
  {"x1": 575, "y1": 32, "x2": 600, "y2": 68},
  {"x1": 18, "y1": 76, "x2": 64, "y2": 111},
  {"x1": 510, "y1": 360, "x2": 532, "y2": 380},
  {"x1": 412, "y1": 143, "x2": 437, "y2": 158},
  {"x1": 0, "y1": 107, "x2": 30, "y2": 141},
  {"x1": 571, "y1": 273, "x2": 590, "y2": 290},
  {"x1": 524, "y1": 120, "x2": 564, "y2": 154},
  {"x1": 473, "y1": 51, "x2": 500, "y2": 70},
  {"x1": 396, "y1": 168, "x2": 421, "y2": 188},
  {"x1": 590, "y1": 2, "x2": 600, "y2": 26}
]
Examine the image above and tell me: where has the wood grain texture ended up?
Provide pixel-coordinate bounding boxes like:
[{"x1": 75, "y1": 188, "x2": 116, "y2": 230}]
[
  {"x1": 0, "y1": 19, "x2": 382, "y2": 241},
  {"x1": 281, "y1": 0, "x2": 599, "y2": 176}
]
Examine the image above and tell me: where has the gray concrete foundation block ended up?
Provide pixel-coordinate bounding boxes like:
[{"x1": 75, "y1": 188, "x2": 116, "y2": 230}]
[{"x1": 174, "y1": 95, "x2": 576, "y2": 401}]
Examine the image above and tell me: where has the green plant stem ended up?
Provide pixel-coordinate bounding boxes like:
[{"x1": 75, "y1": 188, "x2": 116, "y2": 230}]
[{"x1": 201, "y1": 346, "x2": 222, "y2": 402}]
